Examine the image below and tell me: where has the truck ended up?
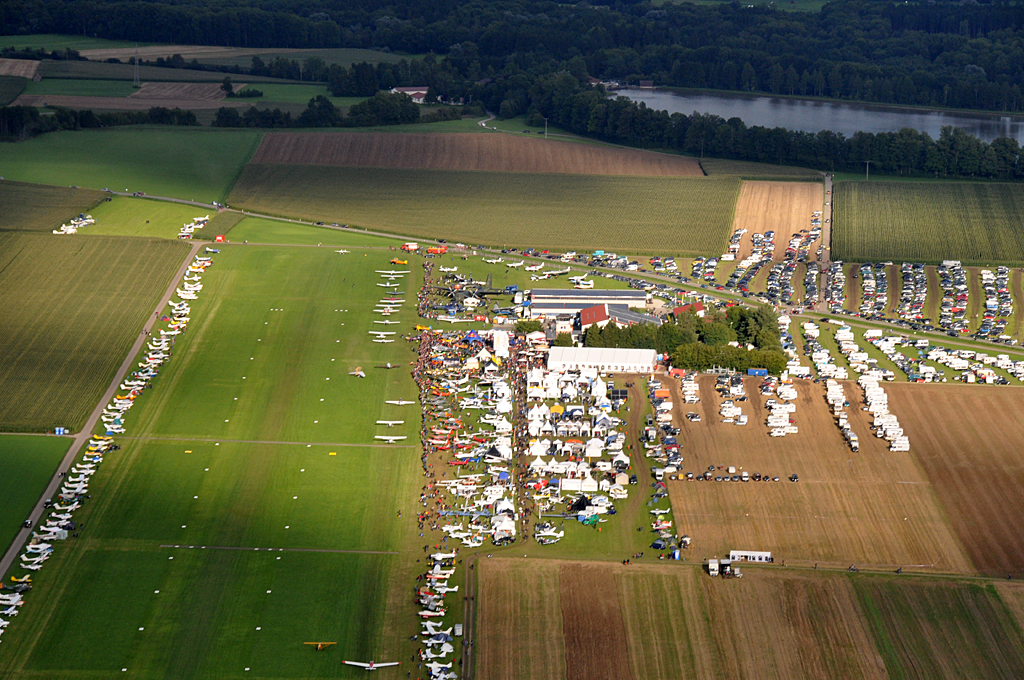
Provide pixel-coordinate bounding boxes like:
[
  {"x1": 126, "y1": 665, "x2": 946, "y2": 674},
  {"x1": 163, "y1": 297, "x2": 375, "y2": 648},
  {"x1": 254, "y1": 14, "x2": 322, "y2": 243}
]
[
  {"x1": 427, "y1": 245, "x2": 448, "y2": 255},
  {"x1": 401, "y1": 242, "x2": 419, "y2": 252}
]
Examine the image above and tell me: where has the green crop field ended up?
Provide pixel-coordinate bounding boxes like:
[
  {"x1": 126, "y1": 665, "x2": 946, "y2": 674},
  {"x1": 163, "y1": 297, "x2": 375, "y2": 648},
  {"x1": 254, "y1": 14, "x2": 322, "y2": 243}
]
[
  {"x1": 0, "y1": 233, "x2": 189, "y2": 432},
  {"x1": 0, "y1": 128, "x2": 262, "y2": 203},
  {"x1": 234, "y1": 83, "x2": 365, "y2": 107},
  {"x1": 854, "y1": 579, "x2": 1024, "y2": 679},
  {"x1": 0, "y1": 75, "x2": 27, "y2": 105},
  {"x1": 230, "y1": 165, "x2": 741, "y2": 256},
  {"x1": 0, "y1": 181, "x2": 103, "y2": 231},
  {"x1": 700, "y1": 157, "x2": 822, "y2": 179},
  {"x1": 196, "y1": 47, "x2": 410, "y2": 69},
  {"x1": 834, "y1": 181, "x2": 1024, "y2": 264},
  {"x1": 0, "y1": 435, "x2": 69, "y2": 549},
  {"x1": 22, "y1": 77, "x2": 137, "y2": 97}
]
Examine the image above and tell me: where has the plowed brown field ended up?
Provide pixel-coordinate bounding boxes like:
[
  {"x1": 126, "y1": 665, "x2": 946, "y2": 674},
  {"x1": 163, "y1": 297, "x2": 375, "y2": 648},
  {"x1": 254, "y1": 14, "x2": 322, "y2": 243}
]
[
  {"x1": 0, "y1": 58, "x2": 38, "y2": 78},
  {"x1": 251, "y1": 132, "x2": 705, "y2": 177},
  {"x1": 621, "y1": 567, "x2": 887, "y2": 679},
  {"x1": 129, "y1": 82, "x2": 242, "y2": 101},
  {"x1": 476, "y1": 558, "x2": 565, "y2": 680},
  {"x1": 12, "y1": 94, "x2": 248, "y2": 110},
  {"x1": 559, "y1": 563, "x2": 633, "y2": 680},
  {"x1": 732, "y1": 181, "x2": 823, "y2": 261},
  {"x1": 887, "y1": 382, "x2": 1024, "y2": 576},
  {"x1": 666, "y1": 376, "x2": 972, "y2": 572}
]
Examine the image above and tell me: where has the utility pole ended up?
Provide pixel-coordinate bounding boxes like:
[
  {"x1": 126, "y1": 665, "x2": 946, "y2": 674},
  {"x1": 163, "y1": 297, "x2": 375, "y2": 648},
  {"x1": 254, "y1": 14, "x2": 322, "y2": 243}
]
[{"x1": 864, "y1": 160, "x2": 872, "y2": 181}]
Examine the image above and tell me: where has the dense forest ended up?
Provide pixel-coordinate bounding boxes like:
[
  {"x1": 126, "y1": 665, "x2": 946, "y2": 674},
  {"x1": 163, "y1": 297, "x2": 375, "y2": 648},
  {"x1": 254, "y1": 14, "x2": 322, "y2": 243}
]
[{"x1": 8, "y1": 0, "x2": 1024, "y2": 112}]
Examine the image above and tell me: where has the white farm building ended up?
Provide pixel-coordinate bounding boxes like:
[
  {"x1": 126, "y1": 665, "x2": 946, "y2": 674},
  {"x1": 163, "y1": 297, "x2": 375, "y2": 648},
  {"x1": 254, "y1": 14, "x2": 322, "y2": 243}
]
[{"x1": 547, "y1": 347, "x2": 658, "y2": 374}]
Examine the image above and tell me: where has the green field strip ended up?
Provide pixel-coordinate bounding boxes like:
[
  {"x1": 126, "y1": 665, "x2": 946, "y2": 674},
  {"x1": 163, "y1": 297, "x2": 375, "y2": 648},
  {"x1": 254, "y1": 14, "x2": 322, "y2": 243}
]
[
  {"x1": 23, "y1": 78, "x2": 137, "y2": 98},
  {"x1": 225, "y1": 216, "x2": 409, "y2": 247},
  {"x1": 86, "y1": 196, "x2": 213, "y2": 238},
  {"x1": 0, "y1": 181, "x2": 104, "y2": 232},
  {"x1": 117, "y1": 435, "x2": 418, "y2": 449},
  {"x1": 844, "y1": 263, "x2": 860, "y2": 313},
  {"x1": 1010, "y1": 269, "x2": 1024, "y2": 341},
  {"x1": 0, "y1": 435, "x2": 70, "y2": 553},
  {"x1": 0, "y1": 128, "x2": 263, "y2": 203},
  {"x1": 228, "y1": 165, "x2": 741, "y2": 257}
]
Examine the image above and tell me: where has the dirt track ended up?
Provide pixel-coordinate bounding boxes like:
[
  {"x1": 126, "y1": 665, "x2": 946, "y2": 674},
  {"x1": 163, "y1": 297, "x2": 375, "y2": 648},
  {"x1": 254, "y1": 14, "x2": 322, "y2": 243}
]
[
  {"x1": 559, "y1": 563, "x2": 633, "y2": 680},
  {"x1": 0, "y1": 58, "x2": 38, "y2": 78},
  {"x1": 251, "y1": 132, "x2": 705, "y2": 177},
  {"x1": 732, "y1": 181, "x2": 823, "y2": 261},
  {"x1": 887, "y1": 382, "x2": 1024, "y2": 576},
  {"x1": 666, "y1": 376, "x2": 972, "y2": 572}
]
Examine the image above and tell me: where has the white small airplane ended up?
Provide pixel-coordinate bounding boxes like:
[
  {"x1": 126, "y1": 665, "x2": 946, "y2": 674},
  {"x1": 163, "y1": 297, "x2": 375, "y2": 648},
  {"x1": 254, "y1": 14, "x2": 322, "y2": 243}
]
[
  {"x1": 430, "y1": 552, "x2": 456, "y2": 561},
  {"x1": 507, "y1": 260, "x2": 524, "y2": 268},
  {"x1": 385, "y1": 400, "x2": 415, "y2": 405},
  {"x1": 434, "y1": 584, "x2": 459, "y2": 594},
  {"x1": 376, "y1": 270, "x2": 410, "y2": 275},
  {"x1": 349, "y1": 370, "x2": 366, "y2": 378},
  {"x1": 482, "y1": 257, "x2": 503, "y2": 264},
  {"x1": 372, "y1": 339, "x2": 395, "y2": 344},
  {"x1": 369, "y1": 331, "x2": 396, "y2": 336},
  {"x1": 342, "y1": 660, "x2": 400, "y2": 671},
  {"x1": 375, "y1": 436, "x2": 408, "y2": 443},
  {"x1": 1, "y1": 607, "x2": 18, "y2": 617},
  {"x1": 335, "y1": 249, "x2": 350, "y2": 254},
  {"x1": 439, "y1": 266, "x2": 458, "y2": 272},
  {"x1": 423, "y1": 645, "x2": 454, "y2": 659},
  {"x1": 421, "y1": 622, "x2": 452, "y2": 635},
  {"x1": 524, "y1": 263, "x2": 544, "y2": 272},
  {"x1": 374, "y1": 320, "x2": 399, "y2": 325},
  {"x1": 376, "y1": 420, "x2": 404, "y2": 427},
  {"x1": 425, "y1": 662, "x2": 452, "y2": 673},
  {"x1": 573, "y1": 279, "x2": 594, "y2": 289},
  {"x1": 377, "y1": 283, "x2": 399, "y2": 288},
  {"x1": 650, "y1": 508, "x2": 670, "y2": 515}
]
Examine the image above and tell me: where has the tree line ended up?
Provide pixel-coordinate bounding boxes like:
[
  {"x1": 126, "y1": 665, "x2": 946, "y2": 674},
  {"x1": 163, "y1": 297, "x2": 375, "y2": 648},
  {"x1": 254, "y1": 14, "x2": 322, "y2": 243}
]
[
  {"x1": 10, "y1": 0, "x2": 1024, "y2": 113},
  {"x1": 0, "y1": 105, "x2": 196, "y2": 138}
]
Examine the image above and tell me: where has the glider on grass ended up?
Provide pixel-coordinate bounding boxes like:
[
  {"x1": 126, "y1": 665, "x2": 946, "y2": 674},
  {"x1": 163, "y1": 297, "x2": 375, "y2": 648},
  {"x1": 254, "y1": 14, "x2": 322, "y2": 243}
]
[
  {"x1": 342, "y1": 660, "x2": 400, "y2": 671},
  {"x1": 335, "y1": 249, "x2": 349, "y2": 254},
  {"x1": 374, "y1": 436, "x2": 408, "y2": 443},
  {"x1": 385, "y1": 400, "x2": 415, "y2": 405}
]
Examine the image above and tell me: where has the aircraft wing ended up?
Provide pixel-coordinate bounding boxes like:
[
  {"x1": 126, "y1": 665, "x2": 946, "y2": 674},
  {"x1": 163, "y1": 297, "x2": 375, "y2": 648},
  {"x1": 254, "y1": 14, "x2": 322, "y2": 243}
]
[
  {"x1": 342, "y1": 661, "x2": 371, "y2": 668},
  {"x1": 372, "y1": 662, "x2": 400, "y2": 668}
]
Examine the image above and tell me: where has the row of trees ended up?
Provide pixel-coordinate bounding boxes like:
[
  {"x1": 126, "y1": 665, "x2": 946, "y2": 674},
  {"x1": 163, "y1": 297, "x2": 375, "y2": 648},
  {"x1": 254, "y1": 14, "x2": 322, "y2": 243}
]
[
  {"x1": 10, "y1": 0, "x2": 1024, "y2": 113},
  {"x1": 0, "y1": 105, "x2": 196, "y2": 138},
  {"x1": 212, "y1": 91, "x2": 458, "y2": 129}
]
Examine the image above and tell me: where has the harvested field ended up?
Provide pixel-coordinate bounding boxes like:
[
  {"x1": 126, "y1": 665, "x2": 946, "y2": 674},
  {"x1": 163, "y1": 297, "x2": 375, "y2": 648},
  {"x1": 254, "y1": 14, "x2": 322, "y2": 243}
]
[
  {"x1": 701, "y1": 158, "x2": 822, "y2": 178},
  {"x1": 887, "y1": 383, "x2": 1024, "y2": 576},
  {"x1": 0, "y1": 181, "x2": 103, "y2": 232},
  {"x1": 560, "y1": 563, "x2": 633, "y2": 680},
  {"x1": 732, "y1": 180, "x2": 823, "y2": 261},
  {"x1": 0, "y1": 58, "x2": 39, "y2": 78},
  {"x1": 252, "y1": 132, "x2": 705, "y2": 177},
  {"x1": 476, "y1": 558, "x2": 565, "y2": 680},
  {"x1": 128, "y1": 81, "x2": 243, "y2": 101},
  {"x1": 229, "y1": 165, "x2": 739, "y2": 255},
  {"x1": 666, "y1": 376, "x2": 973, "y2": 572},
  {"x1": 620, "y1": 567, "x2": 886, "y2": 679},
  {"x1": 13, "y1": 93, "x2": 249, "y2": 110},
  {"x1": 854, "y1": 579, "x2": 1024, "y2": 678}
]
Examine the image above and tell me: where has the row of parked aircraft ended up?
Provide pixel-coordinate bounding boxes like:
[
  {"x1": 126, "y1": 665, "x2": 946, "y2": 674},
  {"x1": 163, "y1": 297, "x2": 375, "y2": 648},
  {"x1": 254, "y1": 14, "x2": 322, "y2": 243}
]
[
  {"x1": 52, "y1": 213, "x2": 95, "y2": 235},
  {"x1": 177, "y1": 215, "x2": 209, "y2": 240}
]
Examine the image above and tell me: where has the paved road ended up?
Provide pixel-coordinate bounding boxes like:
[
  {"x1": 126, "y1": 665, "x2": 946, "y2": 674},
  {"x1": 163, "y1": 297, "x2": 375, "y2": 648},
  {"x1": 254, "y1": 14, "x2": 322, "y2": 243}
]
[{"x1": 0, "y1": 241, "x2": 203, "y2": 581}]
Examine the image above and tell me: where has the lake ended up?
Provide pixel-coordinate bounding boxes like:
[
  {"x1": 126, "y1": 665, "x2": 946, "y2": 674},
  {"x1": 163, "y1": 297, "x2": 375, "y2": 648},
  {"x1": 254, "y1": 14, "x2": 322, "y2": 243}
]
[{"x1": 616, "y1": 88, "x2": 1024, "y2": 144}]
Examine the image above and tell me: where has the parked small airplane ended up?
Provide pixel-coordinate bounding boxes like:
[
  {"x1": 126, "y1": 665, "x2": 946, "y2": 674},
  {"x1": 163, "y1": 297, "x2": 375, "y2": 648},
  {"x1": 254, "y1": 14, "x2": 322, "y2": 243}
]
[
  {"x1": 376, "y1": 420, "x2": 404, "y2": 427},
  {"x1": 349, "y1": 368, "x2": 366, "y2": 378},
  {"x1": 374, "y1": 320, "x2": 399, "y2": 325},
  {"x1": 372, "y1": 339, "x2": 395, "y2": 344},
  {"x1": 385, "y1": 400, "x2": 415, "y2": 405},
  {"x1": 524, "y1": 263, "x2": 544, "y2": 272},
  {"x1": 439, "y1": 266, "x2": 458, "y2": 272},
  {"x1": 304, "y1": 642, "x2": 336, "y2": 651},
  {"x1": 369, "y1": 331, "x2": 396, "y2": 336},
  {"x1": 375, "y1": 363, "x2": 401, "y2": 369},
  {"x1": 507, "y1": 260, "x2": 524, "y2": 268},
  {"x1": 482, "y1": 257, "x2": 503, "y2": 264},
  {"x1": 342, "y1": 660, "x2": 400, "y2": 671},
  {"x1": 573, "y1": 279, "x2": 594, "y2": 289},
  {"x1": 335, "y1": 249, "x2": 350, "y2": 254},
  {"x1": 374, "y1": 436, "x2": 408, "y2": 444}
]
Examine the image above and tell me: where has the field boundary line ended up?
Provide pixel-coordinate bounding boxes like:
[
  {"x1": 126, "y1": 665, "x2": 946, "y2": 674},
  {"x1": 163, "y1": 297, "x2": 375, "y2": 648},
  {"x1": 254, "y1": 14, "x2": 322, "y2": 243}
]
[
  {"x1": 0, "y1": 241, "x2": 202, "y2": 581},
  {"x1": 159, "y1": 544, "x2": 398, "y2": 555},
  {"x1": 117, "y1": 435, "x2": 419, "y2": 449}
]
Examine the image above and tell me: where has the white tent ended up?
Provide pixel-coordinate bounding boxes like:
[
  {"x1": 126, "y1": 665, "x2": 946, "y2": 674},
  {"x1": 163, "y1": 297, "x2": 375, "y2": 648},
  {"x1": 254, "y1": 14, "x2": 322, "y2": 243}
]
[
  {"x1": 591, "y1": 376, "x2": 608, "y2": 399},
  {"x1": 492, "y1": 330, "x2": 510, "y2": 358}
]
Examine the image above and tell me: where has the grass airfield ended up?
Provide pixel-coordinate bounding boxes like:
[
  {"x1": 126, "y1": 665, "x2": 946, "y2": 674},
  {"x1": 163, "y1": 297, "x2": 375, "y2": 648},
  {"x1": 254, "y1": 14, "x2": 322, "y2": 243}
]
[
  {"x1": 0, "y1": 435, "x2": 70, "y2": 548},
  {"x1": 0, "y1": 239, "x2": 429, "y2": 678}
]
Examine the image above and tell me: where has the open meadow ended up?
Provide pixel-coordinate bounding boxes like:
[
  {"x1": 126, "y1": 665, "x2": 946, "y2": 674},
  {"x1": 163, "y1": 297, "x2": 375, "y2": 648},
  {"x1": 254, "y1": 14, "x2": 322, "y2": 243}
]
[
  {"x1": 665, "y1": 376, "x2": 973, "y2": 572},
  {"x1": 224, "y1": 217, "x2": 405, "y2": 247},
  {"x1": 0, "y1": 181, "x2": 103, "y2": 231},
  {"x1": 0, "y1": 233, "x2": 189, "y2": 432},
  {"x1": 252, "y1": 132, "x2": 704, "y2": 176},
  {"x1": 85, "y1": 196, "x2": 237, "y2": 239},
  {"x1": 0, "y1": 128, "x2": 262, "y2": 203},
  {"x1": 230, "y1": 165, "x2": 741, "y2": 255},
  {"x1": 700, "y1": 158, "x2": 823, "y2": 179},
  {"x1": 833, "y1": 181, "x2": 1024, "y2": 264},
  {"x1": 0, "y1": 435, "x2": 70, "y2": 548}
]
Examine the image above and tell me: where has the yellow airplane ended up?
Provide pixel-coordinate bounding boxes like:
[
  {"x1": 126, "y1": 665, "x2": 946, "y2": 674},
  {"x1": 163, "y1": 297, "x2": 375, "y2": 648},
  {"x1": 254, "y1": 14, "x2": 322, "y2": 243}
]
[
  {"x1": 390, "y1": 258, "x2": 408, "y2": 265},
  {"x1": 415, "y1": 325, "x2": 433, "y2": 331},
  {"x1": 304, "y1": 642, "x2": 337, "y2": 651},
  {"x1": 10, "y1": 575, "x2": 31, "y2": 583}
]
